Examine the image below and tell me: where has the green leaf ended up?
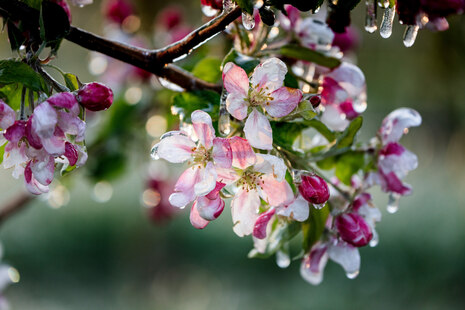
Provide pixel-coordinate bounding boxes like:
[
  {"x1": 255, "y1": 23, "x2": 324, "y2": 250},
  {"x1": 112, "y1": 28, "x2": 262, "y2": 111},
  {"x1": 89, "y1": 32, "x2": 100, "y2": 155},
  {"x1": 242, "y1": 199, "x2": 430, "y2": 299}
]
[
  {"x1": 302, "y1": 204, "x2": 329, "y2": 252},
  {"x1": 0, "y1": 142, "x2": 5, "y2": 166},
  {"x1": 21, "y1": 0, "x2": 42, "y2": 9},
  {"x1": 258, "y1": 6, "x2": 275, "y2": 26},
  {"x1": 222, "y1": 49, "x2": 260, "y2": 75},
  {"x1": 7, "y1": 21, "x2": 26, "y2": 52},
  {"x1": 316, "y1": 156, "x2": 336, "y2": 170},
  {"x1": 304, "y1": 119, "x2": 336, "y2": 142},
  {"x1": 0, "y1": 60, "x2": 48, "y2": 93},
  {"x1": 280, "y1": 44, "x2": 341, "y2": 69},
  {"x1": 271, "y1": 121, "x2": 308, "y2": 150},
  {"x1": 63, "y1": 73, "x2": 79, "y2": 91},
  {"x1": 336, "y1": 116, "x2": 362, "y2": 148},
  {"x1": 234, "y1": 0, "x2": 254, "y2": 14},
  {"x1": 172, "y1": 91, "x2": 220, "y2": 122},
  {"x1": 293, "y1": 100, "x2": 317, "y2": 120},
  {"x1": 284, "y1": 73, "x2": 299, "y2": 88},
  {"x1": 335, "y1": 151, "x2": 364, "y2": 185},
  {"x1": 0, "y1": 84, "x2": 24, "y2": 111},
  {"x1": 192, "y1": 58, "x2": 222, "y2": 84}
]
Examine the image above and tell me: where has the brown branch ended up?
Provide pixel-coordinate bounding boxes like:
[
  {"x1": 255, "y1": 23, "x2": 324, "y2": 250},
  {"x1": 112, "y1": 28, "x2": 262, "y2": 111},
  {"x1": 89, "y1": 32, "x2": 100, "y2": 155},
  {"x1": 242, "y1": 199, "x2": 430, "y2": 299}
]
[
  {"x1": 0, "y1": 192, "x2": 34, "y2": 224},
  {"x1": 0, "y1": 0, "x2": 241, "y2": 93}
]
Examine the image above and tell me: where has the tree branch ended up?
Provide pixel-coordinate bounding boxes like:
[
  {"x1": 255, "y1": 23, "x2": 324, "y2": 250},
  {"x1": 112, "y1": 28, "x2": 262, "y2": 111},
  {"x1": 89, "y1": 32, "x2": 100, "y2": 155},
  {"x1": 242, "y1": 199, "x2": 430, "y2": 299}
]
[
  {"x1": 0, "y1": 192, "x2": 34, "y2": 225},
  {"x1": 0, "y1": 0, "x2": 240, "y2": 93}
]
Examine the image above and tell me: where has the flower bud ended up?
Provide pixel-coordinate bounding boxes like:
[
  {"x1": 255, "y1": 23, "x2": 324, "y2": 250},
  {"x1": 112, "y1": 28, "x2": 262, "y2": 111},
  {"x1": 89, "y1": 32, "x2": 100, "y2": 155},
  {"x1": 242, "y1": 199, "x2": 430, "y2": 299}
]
[
  {"x1": 335, "y1": 213, "x2": 373, "y2": 247},
  {"x1": 77, "y1": 82, "x2": 113, "y2": 111},
  {"x1": 298, "y1": 174, "x2": 330, "y2": 205}
]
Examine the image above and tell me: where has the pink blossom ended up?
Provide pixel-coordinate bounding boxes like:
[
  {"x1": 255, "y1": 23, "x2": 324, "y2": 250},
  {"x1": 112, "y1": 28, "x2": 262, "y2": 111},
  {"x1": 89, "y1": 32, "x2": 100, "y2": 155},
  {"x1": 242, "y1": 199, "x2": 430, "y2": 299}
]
[
  {"x1": 378, "y1": 108, "x2": 422, "y2": 145},
  {"x1": 222, "y1": 58, "x2": 302, "y2": 149},
  {"x1": 77, "y1": 82, "x2": 114, "y2": 111},
  {"x1": 190, "y1": 182, "x2": 226, "y2": 229},
  {"x1": 152, "y1": 110, "x2": 232, "y2": 209},
  {"x1": 0, "y1": 100, "x2": 15, "y2": 130},
  {"x1": 335, "y1": 213, "x2": 373, "y2": 247},
  {"x1": 298, "y1": 174, "x2": 330, "y2": 205}
]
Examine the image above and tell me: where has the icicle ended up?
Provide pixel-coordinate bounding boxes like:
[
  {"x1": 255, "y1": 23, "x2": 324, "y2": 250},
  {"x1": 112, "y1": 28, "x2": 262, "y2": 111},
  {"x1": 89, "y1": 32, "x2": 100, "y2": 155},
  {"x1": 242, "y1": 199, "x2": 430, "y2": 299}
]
[
  {"x1": 346, "y1": 270, "x2": 360, "y2": 279},
  {"x1": 380, "y1": 5, "x2": 396, "y2": 38},
  {"x1": 218, "y1": 87, "x2": 231, "y2": 136},
  {"x1": 369, "y1": 230, "x2": 379, "y2": 247},
  {"x1": 378, "y1": 0, "x2": 389, "y2": 8},
  {"x1": 403, "y1": 25, "x2": 419, "y2": 47},
  {"x1": 387, "y1": 192, "x2": 401, "y2": 214},
  {"x1": 150, "y1": 144, "x2": 160, "y2": 160},
  {"x1": 365, "y1": 0, "x2": 377, "y2": 33},
  {"x1": 241, "y1": 11, "x2": 255, "y2": 30}
]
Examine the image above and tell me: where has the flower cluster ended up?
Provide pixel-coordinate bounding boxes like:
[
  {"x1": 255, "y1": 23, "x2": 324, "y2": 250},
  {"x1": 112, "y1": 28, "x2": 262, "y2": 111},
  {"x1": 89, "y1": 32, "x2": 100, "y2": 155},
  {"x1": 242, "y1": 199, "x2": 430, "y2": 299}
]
[{"x1": 0, "y1": 83, "x2": 113, "y2": 195}]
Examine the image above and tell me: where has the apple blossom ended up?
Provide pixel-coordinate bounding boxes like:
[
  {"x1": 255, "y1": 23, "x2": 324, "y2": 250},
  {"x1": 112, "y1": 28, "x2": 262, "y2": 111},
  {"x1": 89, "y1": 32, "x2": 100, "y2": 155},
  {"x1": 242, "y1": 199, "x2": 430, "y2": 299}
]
[
  {"x1": 77, "y1": 82, "x2": 114, "y2": 111},
  {"x1": 298, "y1": 174, "x2": 330, "y2": 205},
  {"x1": 222, "y1": 58, "x2": 303, "y2": 149}
]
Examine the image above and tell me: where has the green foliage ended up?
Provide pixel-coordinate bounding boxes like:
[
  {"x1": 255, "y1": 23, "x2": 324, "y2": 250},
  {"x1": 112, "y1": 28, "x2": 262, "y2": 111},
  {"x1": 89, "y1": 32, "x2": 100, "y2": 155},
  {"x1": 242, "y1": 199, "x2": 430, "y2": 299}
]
[
  {"x1": 280, "y1": 44, "x2": 341, "y2": 69},
  {"x1": 335, "y1": 151, "x2": 365, "y2": 185},
  {"x1": 63, "y1": 73, "x2": 80, "y2": 91},
  {"x1": 283, "y1": 73, "x2": 299, "y2": 88},
  {"x1": 172, "y1": 90, "x2": 220, "y2": 122},
  {"x1": 0, "y1": 84, "x2": 24, "y2": 111},
  {"x1": 304, "y1": 119, "x2": 336, "y2": 142},
  {"x1": 222, "y1": 49, "x2": 260, "y2": 75},
  {"x1": 21, "y1": 0, "x2": 42, "y2": 9},
  {"x1": 336, "y1": 116, "x2": 363, "y2": 148},
  {"x1": 234, "y1": 0, "x2": 254, "y2": 14},
  {"x1": 0, "y1": 143, "x2": 5, "y2": 165},
  {"x1": 302, "y1": 204, "x2": 329, "y2": 252},
  {"x1": 192, "y1": 57, "x2": 222, "y2": 84},
  {"x1": 0, "y1": 60, "x2": 48, "y2": 93},
  {"x1": 6, "y1": 21, "x2": 26, "y2": 52}
]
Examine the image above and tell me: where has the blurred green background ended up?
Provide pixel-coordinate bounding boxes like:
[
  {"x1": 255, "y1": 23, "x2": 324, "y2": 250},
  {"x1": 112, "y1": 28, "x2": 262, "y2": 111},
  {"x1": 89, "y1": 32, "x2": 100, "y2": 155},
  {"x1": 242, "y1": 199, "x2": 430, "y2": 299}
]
[{"x1": 1, "y1": 1, "x2": 465, "y2": 309}]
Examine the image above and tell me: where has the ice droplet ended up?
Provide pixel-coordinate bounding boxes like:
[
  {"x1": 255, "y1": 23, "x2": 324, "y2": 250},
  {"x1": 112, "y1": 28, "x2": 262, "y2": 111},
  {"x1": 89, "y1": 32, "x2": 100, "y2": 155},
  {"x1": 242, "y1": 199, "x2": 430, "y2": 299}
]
[
  {"x1": 157, "y1": 77, "x2": 185, "y2": 92},
  {"x1": 387, "y1": 192, "x2": 401, "y2": 214},
  {"x1": 378, "y1": 0, "x2": 389, "y2": 8},
  {"x1": 151, "y1": 144, "x2": 160, "y2": 160},
  {"x1": 403, "y1": 25, "x2": 419, "y2": 47},
  {"x1": 380, "y1": 6, "x2": 396, "y2": 38},
  {"x1": 365, "y1": 0, "x2": 378, "y2": 33},
  {"x1": 276, "y1": 250, "x2": 291, "y2": 269},
  {"x1": 313, "y1": 203, "x2": 326, "y2": 210},
  {"x1": 346, "y1": 270, "x2": 360, "y2": 279},
  {"x1": 201, "y1": 5, "x2": 219, "y2": 17},
  {"x1": 369, "y1": 230, "x2": 379, "y2": 247},
  {"x1": 219, "y1": 88, "x2": 231, "y2": 136},
  {"x1": 242, "y1": 12, "x2": 255, "y2": 30},
  {"x1": 254, "y1": 0, "x2": 264, "y2": 9},
  {"x1": 223, "y1": 0, "x2": 235, "y2": 11}
]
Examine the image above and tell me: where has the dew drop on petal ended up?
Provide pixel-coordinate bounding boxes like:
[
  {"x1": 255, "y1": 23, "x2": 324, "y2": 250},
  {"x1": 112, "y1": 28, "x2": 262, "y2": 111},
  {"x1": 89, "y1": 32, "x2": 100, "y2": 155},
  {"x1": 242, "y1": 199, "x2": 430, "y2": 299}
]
[
  {"x1": 380, "y1": 6, "x2": 396, "y2": 38},
  {"x1": 276, "y1": 250, "x2": 291, "y2": 269},
  {"x1": 242, "y1": 11, "x2": 255, "y2": 30},
  {"x1": 346, "y1": 270, "x2": 360, "y2": 279},
  {"x1": 151, "y1": 144, "x2": 160, "y2": 160},
  {"x1": 365, "y1": 0, "x2": 378, "y2": 33},
  {"x1": 403, "y1": 25, "x2": 419, "y2": 47},
  {"x1": 201, "y1": 5, "x2": 218, "y2": 17},
  {"x1": 8, "y1": 267, "x2": 20, "y2": 283},
  {"x1": 369, "y1": 230, "x2": 379, "y2": 247},
  {"x1": 313, "y1": 203, "x2": 326, "y2": 210},
  {"x1": 387, "y1": 192, "x2": 401, "y2": 214}
]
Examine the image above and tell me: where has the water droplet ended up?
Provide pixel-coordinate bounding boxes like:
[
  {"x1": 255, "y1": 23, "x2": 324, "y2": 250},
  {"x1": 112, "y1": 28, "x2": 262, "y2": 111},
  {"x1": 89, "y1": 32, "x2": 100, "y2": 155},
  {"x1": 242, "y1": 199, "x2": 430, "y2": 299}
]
[
  {"x1": 378, "y1": 0, "x2": 389, "y2": 8},
  {"x1": 387, "y1": 192, "x2": 401, "y2": 214},
  {"x1": 291, "y1": 169, "x2": 304, "y2": 184},
  {"x1": 346, "y1": 270, "x2": 359, "y2": 279},
  {"x1": 219, "y1": 88, "x2": 231, "y2": 136},
  {"x1": 403, "y1": 25, "x2": 419, "y2": 47},
  {"x1": 8, "y1": 267, "x2": 20, "y2": 283},
  {"x1": 172, "y1": 54, "x2": 188, "y2": 63},
  {"x1": 151, "y1": 144, "x2": 160, "y2": 160},
  {"x1": 223, "y1": 0, "x2": 236, "y2": 11},
  {"x1": 201, "y1": 5, "x2": 219, "y2": 17},
  {"x1": 242, "y1": 12, "x2": 256, "y2": 30},
  {"x1": 157, "y1": 77, "x2": 185, "y2": 92},
  {"x1": 276, "y1": 250, "x2": 291, "y2": 269},
  {"x1": 254, "y1": 0, "x2": 264, "y2": 9},
  {"x1": 313, "y1": 203, "x2": 326, "y2": 210},
  {"x1": 369, "y1": 230, "x2": 379, "y2": 247},
  {"x1": 380, "y1": 6, "x2": 396, "y2": 38},
  {"x1": 365, "y1": 0, "x2": 378, "y2": 33}
]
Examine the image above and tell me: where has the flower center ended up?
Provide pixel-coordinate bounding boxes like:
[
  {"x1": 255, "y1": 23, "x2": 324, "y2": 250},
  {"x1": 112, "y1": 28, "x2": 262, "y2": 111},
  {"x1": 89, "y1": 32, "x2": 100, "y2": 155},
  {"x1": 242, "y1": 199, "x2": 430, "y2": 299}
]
[
  {"x1": 191, "y1": 145, "x2": 212, "y2": 166},
  {"x1": 237, "y1": 169, "x2": 264, "y2": 192},
  {"x1": 248, "y1": 84, "x2": 274, "y2": 107}
]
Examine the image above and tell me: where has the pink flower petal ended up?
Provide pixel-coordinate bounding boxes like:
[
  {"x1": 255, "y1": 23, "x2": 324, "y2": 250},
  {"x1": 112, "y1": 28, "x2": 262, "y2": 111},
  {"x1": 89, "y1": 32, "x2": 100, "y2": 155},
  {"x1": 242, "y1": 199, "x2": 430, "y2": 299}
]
[
  {"x1": 32, "y1": 102, "x2": 58, "y2": 140},
  {"x1": 194, "y1": 162, "x2": 217, "y2": 196},
  {"x1": 41, "y1": 127, "x2": 66, "y2": 156},
  {"x1": 253, "y1": 208, "x2": 276, "y2": 239},
  {"x1": 327, "y1": 240, "x2": 360, "y2": 276},
  {"x1": 253, "y1": 154, "x2": 287, "y2": 182},
  {"x1": 258, "y1": 174, "x2": 294, "y2": 207},
  {"x1": 379, "y1": 108, "x2": 422, "y2": 144},
  {"x1": 226, "y1": 92, "x2": 249, "y2": 120},
  {"x1": 24, "y1": 162, "x2": 49, "y2": 195},
  {"x1": 244, "y1": 108, "x2": 273, "y2": 150},
  {"x1": 222, "y1": 62, "x2": 249, "y2": 97},
  {"x1": 212, "y1": 137, "x2": 232, "y2": 169},
  {"x1": 231, "y1": 188, "x2": 260, "y2": 237},
  {"x1": 216, "y1": 166, "x2": 240, "y2": 185},
  {"x1": 2, "y1": 142, "x2": 28, "y2": 178},
  {"x1": 153, "y1": 132, "x2": 196, "y2": 163},
  {"x1": 26, "y1": 116, "x2": 43, "y2": 149},
  {"x1": 190, "y1": 201, "x2": 210, "y2": 229},
  {"x1": 379, "y1": 169, "x2": 412, "y2": 195},
  {"x1": 277, "y1": 195, "x2": 309, "y2": 222},
  {"x1": 4, "y1": 120, "x2": 26, "y2": 143},
  {"x1": 325, "y1": 62, "x2": 365, "y2": 98},
  {"x1": 197, "y1": 182, "x2": 225, "y2": 221},
  {"x1": 191, "y1": 110, "x2": 215, "y2": 149},
  {"x1": 250, "y1": 58, "x2": 287, "y2": 92},
  {"x1": 64, "y1": 142, "x2": 79, "y2": 166},
  {"x1": 0, "y1": 100, "x2": 15, "y2": 129},
  {"x1": 47, "y1": 92, "x2": 79, "y2": 116},
  {"x1": 30, "y1": 154, "x2": 55, "y2": 186},
  {"x1": 300, "y1": 243, "x2": 329, "y2": 285},
  {"x1": 169, "y1": 166, "x2": 201, "y2": 208},
  {"x1": 229, "y1": 136, "x2": 256, "y2": 169},
  {"x1": 297, "y1": 17, "x2": 335, "y2": 49},
  {"x1": 265, "y1": 86, "x2": 302, "y2": 118}
]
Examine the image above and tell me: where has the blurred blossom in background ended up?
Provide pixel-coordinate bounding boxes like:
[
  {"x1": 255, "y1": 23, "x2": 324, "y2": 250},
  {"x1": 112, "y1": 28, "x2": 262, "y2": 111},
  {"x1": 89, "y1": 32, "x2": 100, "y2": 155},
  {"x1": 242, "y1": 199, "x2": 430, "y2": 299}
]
[{"x1": 0, "y1": 0, "x2": 465, "y2": 309}]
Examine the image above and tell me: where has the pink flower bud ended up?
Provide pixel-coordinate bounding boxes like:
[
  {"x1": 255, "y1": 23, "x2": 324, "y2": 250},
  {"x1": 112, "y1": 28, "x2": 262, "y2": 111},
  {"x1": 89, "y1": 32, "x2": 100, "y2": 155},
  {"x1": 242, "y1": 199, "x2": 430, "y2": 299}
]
[
  {"x1": 298, "y1": 174, "x2": 330, "y2": 205},
  {"x1": 104, "y1": 0, "x2": 134, "y2": 25},
  {"x1": 77, "y1": 82, "x2": 113, "y2": 111},
  {"x1": 335, "y1": 213, "x2": 372, "y2": 247},
  {"x1": 52, "y1": 0, "x2": 72, "y2": 23}
]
